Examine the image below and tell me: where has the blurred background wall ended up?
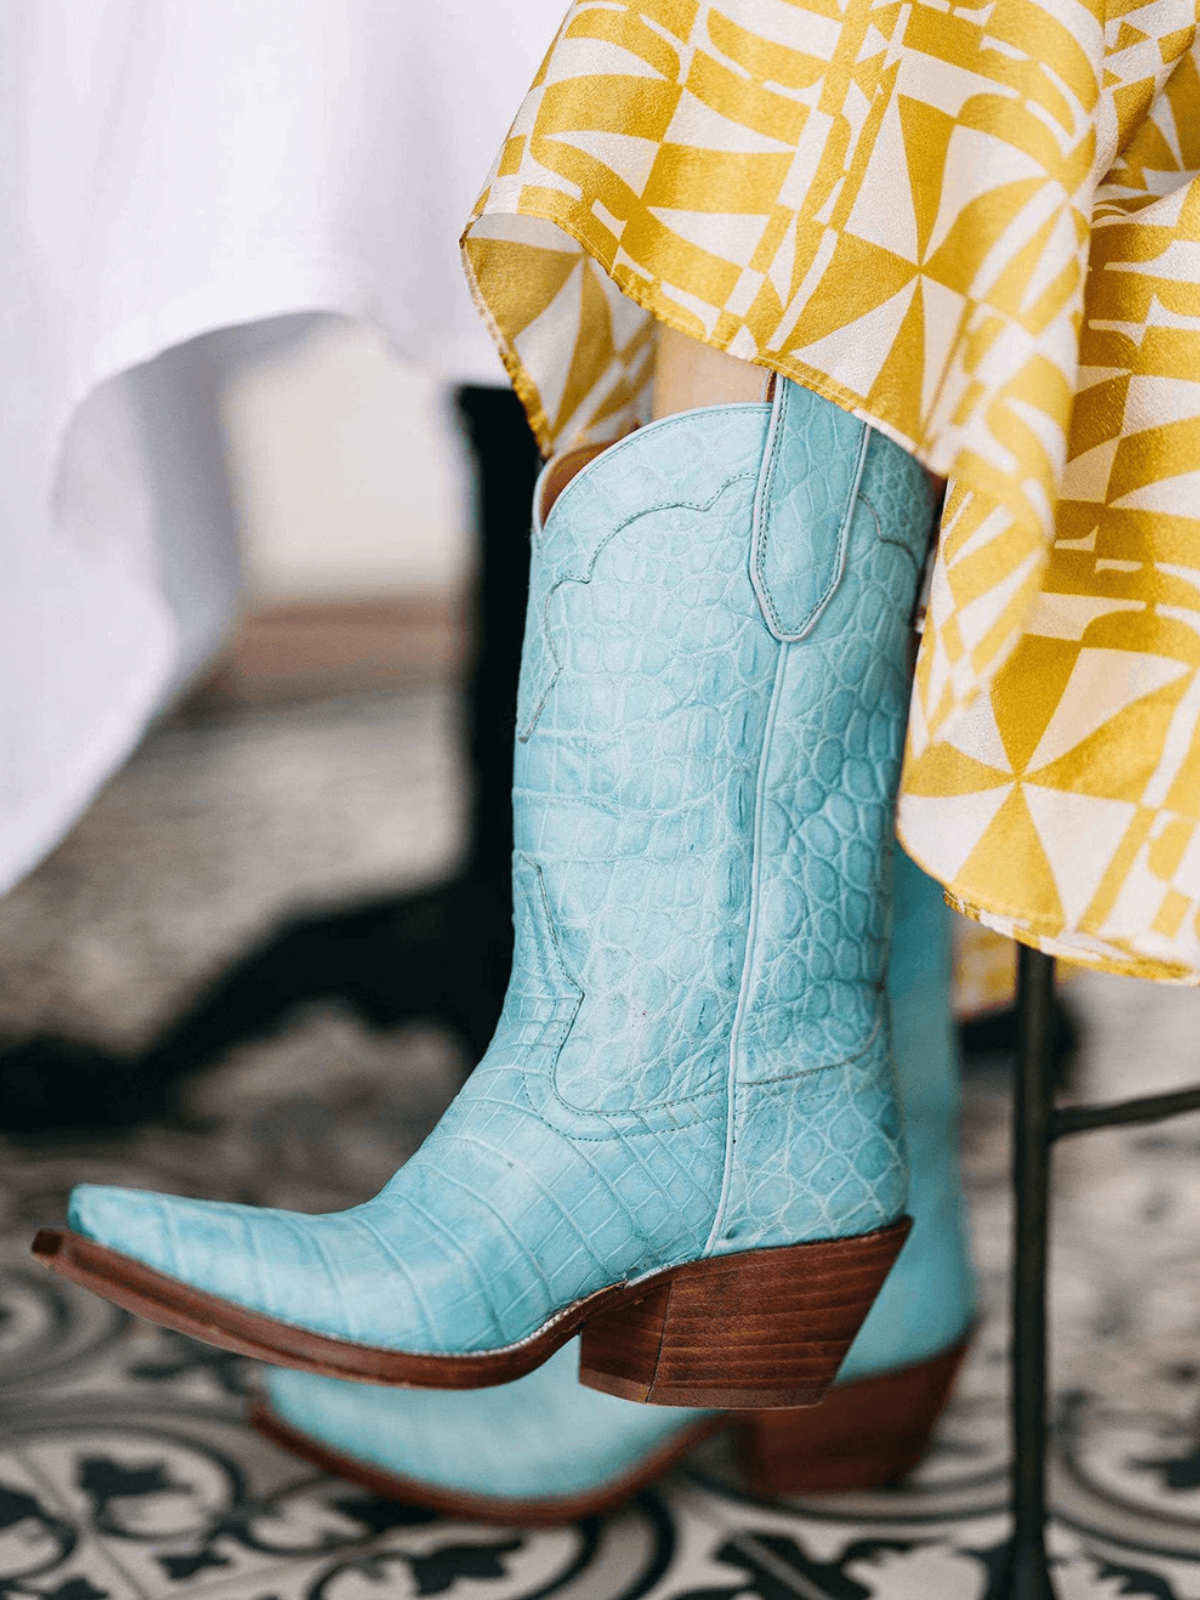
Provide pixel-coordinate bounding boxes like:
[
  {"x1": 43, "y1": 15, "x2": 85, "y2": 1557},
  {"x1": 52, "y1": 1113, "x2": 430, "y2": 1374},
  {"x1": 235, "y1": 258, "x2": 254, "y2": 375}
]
[
  {"x1": 187, "y1": 315, "x2": 481, "y2": 712},
  {"x1": 225, "y1": 316, "x2": 471, "y2": 603}
]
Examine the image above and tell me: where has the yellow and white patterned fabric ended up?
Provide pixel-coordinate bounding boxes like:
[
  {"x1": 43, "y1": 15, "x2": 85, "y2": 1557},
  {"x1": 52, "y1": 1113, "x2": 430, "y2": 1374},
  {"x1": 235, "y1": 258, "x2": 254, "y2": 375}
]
[{"x1": 462, "y1": 0, "x2": 1200, "y2": 981}]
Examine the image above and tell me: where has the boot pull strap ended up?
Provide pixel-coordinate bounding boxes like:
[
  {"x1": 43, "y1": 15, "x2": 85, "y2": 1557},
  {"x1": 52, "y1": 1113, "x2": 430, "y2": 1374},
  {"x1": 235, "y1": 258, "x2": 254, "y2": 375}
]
[{"x1": 750, "y1": 379, "x2": 870, "y2": 642}]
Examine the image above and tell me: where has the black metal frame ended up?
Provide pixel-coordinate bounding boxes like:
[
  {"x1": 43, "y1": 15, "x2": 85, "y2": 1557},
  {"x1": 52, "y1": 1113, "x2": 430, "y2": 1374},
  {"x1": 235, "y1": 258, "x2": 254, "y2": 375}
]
[{"x1": 1001, "y1": 946, "x2": 1200, "y2": 1597}]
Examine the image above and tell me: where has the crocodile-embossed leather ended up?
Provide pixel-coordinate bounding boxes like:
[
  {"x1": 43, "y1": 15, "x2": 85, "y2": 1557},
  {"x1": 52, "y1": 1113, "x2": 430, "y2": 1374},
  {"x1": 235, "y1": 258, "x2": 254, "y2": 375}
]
[
  {"x1": 68, "y1": 381, "x2": 935, "y2": 1362},
  {"x1": 259, "y1": 854, "x2": 975, "y2": 1502},
  {"x1": 837, "y1": 848, "x2": 976, "y2": 1381},
  {"x1": 709, "y1": 422, "x2": 933, "y2": 1253}
]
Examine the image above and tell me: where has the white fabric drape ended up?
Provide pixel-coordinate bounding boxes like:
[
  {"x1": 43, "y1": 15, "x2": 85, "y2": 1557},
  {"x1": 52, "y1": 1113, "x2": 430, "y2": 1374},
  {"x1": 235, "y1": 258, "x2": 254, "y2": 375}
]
[{"x1": 1, "y1": 0, "x2": 562, "y2": 891}]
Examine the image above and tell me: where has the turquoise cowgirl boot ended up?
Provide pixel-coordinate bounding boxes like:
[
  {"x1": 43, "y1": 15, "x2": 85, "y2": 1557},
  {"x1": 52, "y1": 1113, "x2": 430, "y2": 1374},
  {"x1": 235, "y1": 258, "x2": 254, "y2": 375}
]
[
  {"x1": 252, "y1": 850, "x2": 974, "y2": 1521},
  {"x1": 35, "y1": 380, "x2": 936, "y2": 1409},
  {"x1": 742, "y1": 844, "x2": 975, "y2": 1491}
]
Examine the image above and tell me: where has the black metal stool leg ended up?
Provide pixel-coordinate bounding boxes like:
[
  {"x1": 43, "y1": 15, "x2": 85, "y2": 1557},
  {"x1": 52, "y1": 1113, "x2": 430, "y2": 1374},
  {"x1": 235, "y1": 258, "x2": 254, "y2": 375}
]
[{"x1": 1001, "y1": 944, "x2": 1059, "y2": 1599}]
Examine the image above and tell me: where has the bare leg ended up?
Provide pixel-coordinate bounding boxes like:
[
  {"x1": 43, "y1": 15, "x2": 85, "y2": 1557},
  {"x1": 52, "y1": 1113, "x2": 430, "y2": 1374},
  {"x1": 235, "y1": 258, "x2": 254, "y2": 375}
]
[
  {"x1": 652, "y1": 326, "x2": 768, "y2": 418},
  {"x1": 653, "y1": 327, "x2": 945, "y2": 496}
]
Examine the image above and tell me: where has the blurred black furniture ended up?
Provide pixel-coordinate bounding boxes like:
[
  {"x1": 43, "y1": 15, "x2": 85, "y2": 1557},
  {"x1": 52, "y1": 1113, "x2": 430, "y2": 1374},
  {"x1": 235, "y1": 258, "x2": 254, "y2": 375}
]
[{"x1": 0, "y1": 386, "x2": 538, "y2": 1133}]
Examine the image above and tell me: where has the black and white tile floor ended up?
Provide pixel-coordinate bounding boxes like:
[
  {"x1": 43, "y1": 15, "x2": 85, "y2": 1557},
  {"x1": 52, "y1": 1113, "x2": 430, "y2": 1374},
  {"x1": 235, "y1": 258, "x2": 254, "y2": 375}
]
[{"x1": 3, "y1": 686, "x2": 1200, "y2": 1599}]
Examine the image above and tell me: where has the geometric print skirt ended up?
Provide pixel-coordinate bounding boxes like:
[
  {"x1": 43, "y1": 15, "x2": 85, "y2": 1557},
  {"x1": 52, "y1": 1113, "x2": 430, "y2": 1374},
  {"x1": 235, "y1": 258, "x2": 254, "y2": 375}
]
[{"x1": 462, "y1": 0, "x2": 1200, "y2": 981}]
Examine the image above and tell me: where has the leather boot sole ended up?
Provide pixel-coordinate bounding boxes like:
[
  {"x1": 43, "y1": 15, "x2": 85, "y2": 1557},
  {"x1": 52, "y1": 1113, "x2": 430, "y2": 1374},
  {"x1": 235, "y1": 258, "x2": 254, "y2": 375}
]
[
  {"x1": 32, "y1": 1217, "x2": 910, "y2": 1409},
  {"x1": 249, "y1": 1335, "x2": 970, "y2": 1525}
]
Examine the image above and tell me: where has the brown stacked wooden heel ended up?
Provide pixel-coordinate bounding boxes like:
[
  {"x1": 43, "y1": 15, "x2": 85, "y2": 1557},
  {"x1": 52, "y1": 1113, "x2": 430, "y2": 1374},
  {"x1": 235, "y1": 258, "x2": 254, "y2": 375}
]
[
  {"x1": 579, "y1": 1217, "x2": 912, "y2": 1409},
  {"x1": 741, "y1": 1335, "x2": 971, "y2": 1493}
]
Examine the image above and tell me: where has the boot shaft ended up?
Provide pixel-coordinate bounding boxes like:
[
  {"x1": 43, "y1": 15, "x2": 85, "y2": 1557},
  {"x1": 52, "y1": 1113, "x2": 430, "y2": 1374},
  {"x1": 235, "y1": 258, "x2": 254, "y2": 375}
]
[{"x1": 510, "y1": 383, "x2": 934, "y2": 1120}]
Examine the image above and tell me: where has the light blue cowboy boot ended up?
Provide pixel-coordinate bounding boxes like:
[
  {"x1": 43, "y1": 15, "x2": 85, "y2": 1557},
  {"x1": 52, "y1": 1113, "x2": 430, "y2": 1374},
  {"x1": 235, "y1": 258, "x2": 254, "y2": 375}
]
[
  {"x1": 36, "y1": 380, "x2": 936, "y2": 1409},
  {"x1": 253, "y1": 850, "x2": 975, "y2": 1519}
]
